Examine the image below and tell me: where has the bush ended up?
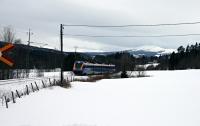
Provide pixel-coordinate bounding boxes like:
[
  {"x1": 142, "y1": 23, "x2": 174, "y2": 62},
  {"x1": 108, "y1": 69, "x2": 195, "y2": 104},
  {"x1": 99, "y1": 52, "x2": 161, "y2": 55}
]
[
  {"x1": 75, "y1": 73, "x2": 113, "y2": 82},
  {"x1": 56, "y1": 79, "x2": 71, "y2": 88},
  {"x1": 87, "y1": 75, "x2": 104, "y2": 82},
  {"x1": 136, "y1": 67, "x2": 146, "y2": 77},
  {"x1": 121, "y1": 71, "x2": 128, "y2": 78}
]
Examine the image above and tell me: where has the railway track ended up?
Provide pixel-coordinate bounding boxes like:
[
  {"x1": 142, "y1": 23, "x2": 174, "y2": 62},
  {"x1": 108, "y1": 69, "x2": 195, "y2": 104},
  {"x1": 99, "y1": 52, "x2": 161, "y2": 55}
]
[{"x1": 0, "y1": 77, "x2": 58, "y2": 86}]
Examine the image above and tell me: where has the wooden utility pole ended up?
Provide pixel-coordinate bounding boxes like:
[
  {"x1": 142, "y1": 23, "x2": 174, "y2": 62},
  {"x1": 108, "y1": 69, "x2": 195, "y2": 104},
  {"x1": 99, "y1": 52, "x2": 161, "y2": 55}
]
[
  {"x1": 60, "y1": 24, "x2": 64, "y2": 86},
  {"x1": 27, "y1": 28, "x2": 33, "y2": 46},
  {"x1": 74, "y1": 46, "x2": 78, "y2": 61},
  {"x1": 26, "y1": 29, "x2": 33, "y2": 77}
]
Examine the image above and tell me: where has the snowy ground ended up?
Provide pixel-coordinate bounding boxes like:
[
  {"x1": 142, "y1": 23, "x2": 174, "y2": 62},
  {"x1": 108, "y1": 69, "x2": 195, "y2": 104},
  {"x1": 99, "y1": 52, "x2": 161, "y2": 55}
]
[
  {"x1": 1, "y1": 70, "x2": 200, "y2": 126},
  {"x1": 0, "y1": 71, "x2": 75, "y2": 99}
]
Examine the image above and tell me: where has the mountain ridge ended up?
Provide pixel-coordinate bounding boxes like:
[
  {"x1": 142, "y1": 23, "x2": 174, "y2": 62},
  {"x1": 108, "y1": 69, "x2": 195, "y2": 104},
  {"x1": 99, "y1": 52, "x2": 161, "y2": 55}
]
[{"x1": 84, "y1": 45, "x2": 176, "y2": 57}]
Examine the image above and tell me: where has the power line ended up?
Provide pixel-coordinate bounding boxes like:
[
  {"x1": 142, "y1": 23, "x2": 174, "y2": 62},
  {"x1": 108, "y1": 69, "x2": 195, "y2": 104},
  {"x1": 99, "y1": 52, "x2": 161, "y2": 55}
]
[
  {"x1": 63, "y1": 21, "x2": 200, "y2": 27},
  {"x1": 63, "y1": 33, "x2": 200, "y2": 38}
]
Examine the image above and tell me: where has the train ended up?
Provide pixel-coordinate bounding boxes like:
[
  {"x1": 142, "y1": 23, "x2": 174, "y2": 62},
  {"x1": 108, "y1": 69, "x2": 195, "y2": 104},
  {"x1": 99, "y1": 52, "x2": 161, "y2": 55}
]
[{"x1": 73, "y1": 61, "x2": 116, "y2": 75}]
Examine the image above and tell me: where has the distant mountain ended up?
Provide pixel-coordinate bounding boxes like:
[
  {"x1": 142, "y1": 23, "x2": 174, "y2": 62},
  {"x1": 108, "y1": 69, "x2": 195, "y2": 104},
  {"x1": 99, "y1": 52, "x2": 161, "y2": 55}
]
[
  {"x1": 0, "y1": 41, "x2": 174, "y2": 59},
  {"x1": 85, "y1": 45, "x2": 176, "y2": 57},
  {"x1": 127, "y1": 45, "x2": 176, "y2": 57}
]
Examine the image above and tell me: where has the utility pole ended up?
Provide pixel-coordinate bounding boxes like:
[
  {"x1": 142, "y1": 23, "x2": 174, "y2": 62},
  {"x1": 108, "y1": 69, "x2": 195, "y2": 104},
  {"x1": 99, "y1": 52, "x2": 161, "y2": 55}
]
[
  {"x1": 74, "y1": 46, "x2": 78, "y2": 61},
  {"x1": 26, "y1": 28, "x2": 33, "y2": 78},
  {"x1": 27, "y1": 28, "x2": 33, "y2": 46},
  {"x1": 60, "y1": 24, "x2": 64, "y2": 86}
]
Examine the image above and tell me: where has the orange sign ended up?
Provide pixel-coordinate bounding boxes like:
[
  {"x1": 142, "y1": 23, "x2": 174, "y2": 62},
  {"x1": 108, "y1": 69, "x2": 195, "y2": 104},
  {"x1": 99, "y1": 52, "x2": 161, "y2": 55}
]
[{"x1": 0, "y1": 43, "x2": 14, "y2": 66}]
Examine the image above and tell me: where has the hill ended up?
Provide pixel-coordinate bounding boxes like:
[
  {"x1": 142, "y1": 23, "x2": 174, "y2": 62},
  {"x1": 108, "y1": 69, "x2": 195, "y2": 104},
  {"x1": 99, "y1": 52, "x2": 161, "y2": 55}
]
[{"x1": 85, "y1": 45, "x2": 175, "y2": 57}]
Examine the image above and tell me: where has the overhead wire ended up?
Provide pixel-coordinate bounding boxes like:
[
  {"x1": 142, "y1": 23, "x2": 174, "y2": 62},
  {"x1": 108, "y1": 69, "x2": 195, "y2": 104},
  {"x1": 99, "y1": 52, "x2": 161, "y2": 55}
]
[
  {"x1": 63, "y1": 21, "x2": 200, "y2": 27},
  {"x1": 63, "y1": 21, "x2": 200, "y2": 38},
  {"x1": 63, "y1": 33, "x2": 200, "y2": 38}
]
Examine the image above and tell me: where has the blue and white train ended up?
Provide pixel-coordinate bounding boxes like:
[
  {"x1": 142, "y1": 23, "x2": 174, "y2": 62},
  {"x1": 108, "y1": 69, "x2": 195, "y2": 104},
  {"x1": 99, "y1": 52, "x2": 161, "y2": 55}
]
[{"x1": 73, "y1": 61, "x2": 115, "y2": 75}]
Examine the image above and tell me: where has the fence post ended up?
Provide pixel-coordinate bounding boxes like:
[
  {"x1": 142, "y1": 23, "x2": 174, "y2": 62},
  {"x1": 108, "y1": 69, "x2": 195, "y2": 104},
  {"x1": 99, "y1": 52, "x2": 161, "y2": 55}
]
[
  {"x1": 4, "y1": 96, "x2": 8, "y2": 108},
  {"x1": 11, "y1": 91, "x2": 16, "y2": 103},
  {"x1": 42, "y1": 80, "x2": 46, "y2": 88},
  {"x1": 31, "y1": 83, "x2": 35, "y2": 92},
  {"x1": 49, "y1": 78, "x2": 52, "y2": 86},
  {"x1": 54, "y1": 79, "x2": 56, "y2": 86},
  {"x1": 26, "y1": 85, "x2": 29, "y2": 95},
  {"x1": 16, "y1": 90, "x2": 21, "y2": 98},
  {"x1": 35, "y1": 82, "x2": 39, "y2": 91}
]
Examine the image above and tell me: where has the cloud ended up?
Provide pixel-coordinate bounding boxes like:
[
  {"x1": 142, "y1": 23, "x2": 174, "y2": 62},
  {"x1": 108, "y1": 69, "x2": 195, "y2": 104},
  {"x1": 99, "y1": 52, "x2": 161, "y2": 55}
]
[{"x1": 1, "y1": 0, "x2": 200, "y2": 51}]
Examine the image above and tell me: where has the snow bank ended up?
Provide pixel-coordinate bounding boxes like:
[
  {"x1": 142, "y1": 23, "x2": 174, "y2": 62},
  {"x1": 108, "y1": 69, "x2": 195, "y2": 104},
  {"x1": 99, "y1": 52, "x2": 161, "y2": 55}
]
[{"x1": 0, "y1": 70, "x2": 200, "y2": 126}]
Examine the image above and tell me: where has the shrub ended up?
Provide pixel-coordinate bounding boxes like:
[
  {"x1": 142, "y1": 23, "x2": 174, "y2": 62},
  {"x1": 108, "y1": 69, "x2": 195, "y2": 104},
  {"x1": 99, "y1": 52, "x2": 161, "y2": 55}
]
[
  {"x1": 75, "y1": 73, "x2": 113, "y2": 82},
  {"x1": 56, "y1": 79, "x2": 71, "y2": 88},
  {"x1": 136, "y1": 66, "x2": 146, "y2": 77},
  {"x1": 121, "y1": 71, "x2": 128, "y2": 78}
]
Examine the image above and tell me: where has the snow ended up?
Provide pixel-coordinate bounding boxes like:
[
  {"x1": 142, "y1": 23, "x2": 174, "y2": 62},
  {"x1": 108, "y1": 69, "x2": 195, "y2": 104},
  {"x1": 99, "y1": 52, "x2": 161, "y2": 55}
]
[
  {"x1": 0, "y1": 71, "x2": 75, "y2": 105},
  {"x1": 0, "y1": 71, "x2": 74, "y2": 91},
  {"x1": 1, "y1": 70, "x2": 200, "y2": 126},
  {"x1": 135, "y1": 45, "x2": 176, "y2": 54},
  {"x1": 136, "y1": 63, "x2": 159, "y2": 69}
]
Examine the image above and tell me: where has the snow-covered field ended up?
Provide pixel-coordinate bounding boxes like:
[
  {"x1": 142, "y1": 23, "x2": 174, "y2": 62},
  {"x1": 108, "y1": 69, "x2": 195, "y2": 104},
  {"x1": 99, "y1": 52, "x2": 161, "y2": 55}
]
[
  {"x1": 0, "y1": 71, "x2": 74, "y2": 99},
  {"x1": 1, "y1": 70, "x2": 200, "y2": 126}
]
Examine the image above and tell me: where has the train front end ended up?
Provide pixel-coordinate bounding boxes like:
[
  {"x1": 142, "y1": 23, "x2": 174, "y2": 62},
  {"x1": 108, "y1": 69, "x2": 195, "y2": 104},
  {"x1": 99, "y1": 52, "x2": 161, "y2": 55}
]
[{"x1": 73, "y1": 61, "x2": 84, "y2": 75}]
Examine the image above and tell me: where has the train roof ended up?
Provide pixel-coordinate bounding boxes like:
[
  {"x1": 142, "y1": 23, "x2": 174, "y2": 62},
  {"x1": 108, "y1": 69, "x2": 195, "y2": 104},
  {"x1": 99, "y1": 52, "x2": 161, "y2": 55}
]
[
  {"x1": 74, "y1": 61, "x2": 115, "y2": 67},
  {"x1": 83, "y1": 62, "x2": 115, "y2": 67}
]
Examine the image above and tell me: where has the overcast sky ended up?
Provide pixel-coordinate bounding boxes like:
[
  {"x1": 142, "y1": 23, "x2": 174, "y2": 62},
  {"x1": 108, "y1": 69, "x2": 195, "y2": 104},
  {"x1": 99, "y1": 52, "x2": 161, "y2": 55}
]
[{"x1": 1, "y1": 0, "x2": 200, "y2": 52}]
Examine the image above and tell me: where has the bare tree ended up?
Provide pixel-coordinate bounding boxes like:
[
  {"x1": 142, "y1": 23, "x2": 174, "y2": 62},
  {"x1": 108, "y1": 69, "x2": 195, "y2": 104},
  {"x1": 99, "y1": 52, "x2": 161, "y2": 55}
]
[{"x1": 0, "y1": 26, "x2": 15, "y2": 43}]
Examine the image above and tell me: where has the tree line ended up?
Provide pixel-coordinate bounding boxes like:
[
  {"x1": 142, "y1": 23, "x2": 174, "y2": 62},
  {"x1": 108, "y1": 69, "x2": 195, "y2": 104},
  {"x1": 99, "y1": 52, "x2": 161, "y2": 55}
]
[
  {"x1": 168, "y1": 43, "x2": 200, "y2": 70},
  {"x1": 0, "y1": 41, "x2": 63, "y2": 79}
]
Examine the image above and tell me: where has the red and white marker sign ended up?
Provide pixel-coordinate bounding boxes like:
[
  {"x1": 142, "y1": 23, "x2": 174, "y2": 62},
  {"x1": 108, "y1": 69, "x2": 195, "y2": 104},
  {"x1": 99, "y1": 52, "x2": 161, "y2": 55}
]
[{"x1": 0, "y1": 43, "x2": 14, "y2": 67}]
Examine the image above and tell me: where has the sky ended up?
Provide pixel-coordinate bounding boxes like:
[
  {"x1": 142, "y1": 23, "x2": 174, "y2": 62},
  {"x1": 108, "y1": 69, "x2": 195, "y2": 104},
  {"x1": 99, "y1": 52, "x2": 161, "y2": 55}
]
[{"x1": 1, "y1": 0, "x2": 200, "y2": 52}]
